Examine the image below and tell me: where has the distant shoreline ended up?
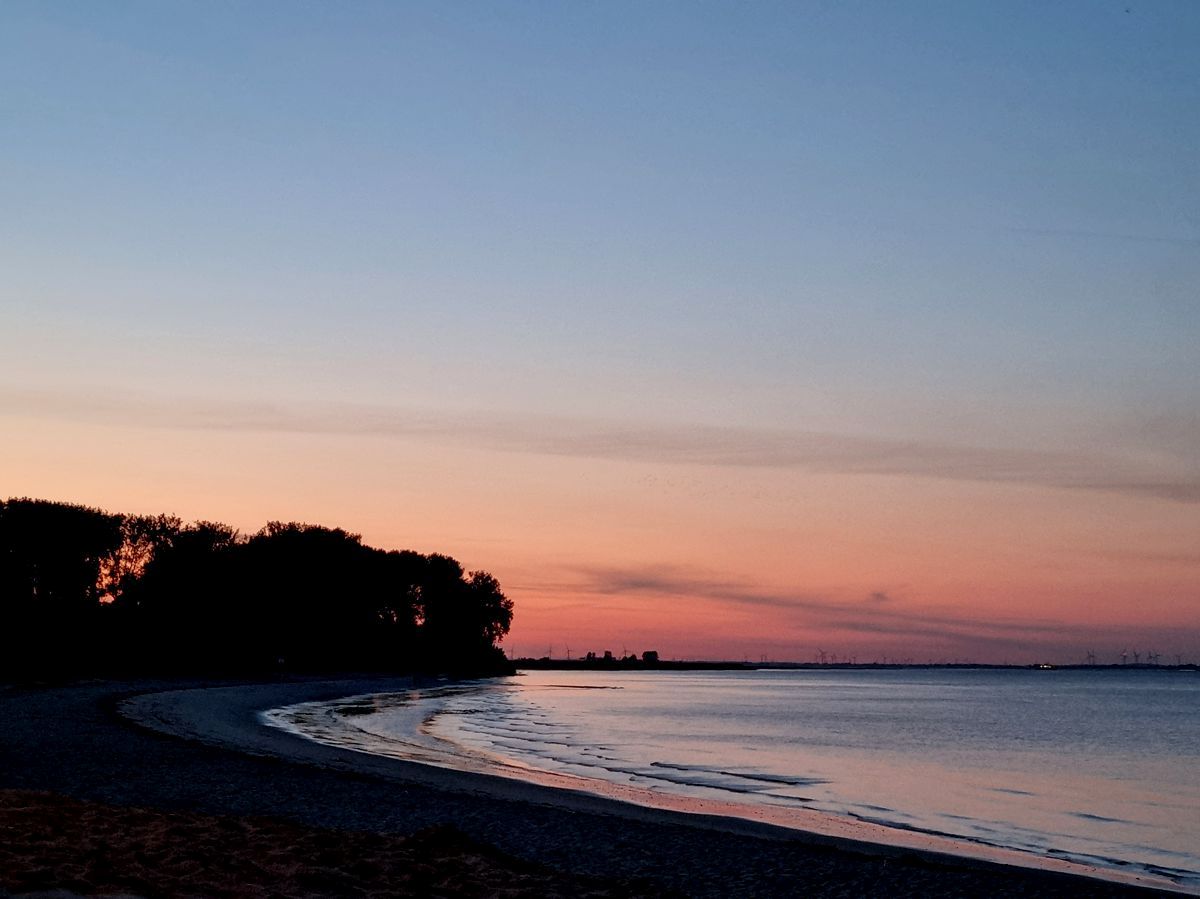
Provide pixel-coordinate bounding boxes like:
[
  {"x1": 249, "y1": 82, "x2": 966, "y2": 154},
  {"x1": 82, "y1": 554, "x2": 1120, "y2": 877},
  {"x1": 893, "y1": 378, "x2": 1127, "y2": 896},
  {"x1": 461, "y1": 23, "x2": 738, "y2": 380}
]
[{"x1": 514, "y1": 658, "x2": 1200, "y2": 672}]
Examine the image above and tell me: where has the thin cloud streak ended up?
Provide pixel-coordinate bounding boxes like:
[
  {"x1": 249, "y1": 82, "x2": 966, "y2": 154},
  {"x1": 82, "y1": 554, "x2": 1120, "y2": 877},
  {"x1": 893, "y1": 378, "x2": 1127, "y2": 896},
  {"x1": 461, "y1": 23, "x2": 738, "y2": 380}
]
[
  {"x1": 1078, "y1": 548, "x2": 1200, "y2": 567},
  {"x1": 573, "y1": 564, "x2": 1067, "y2": 638},
  {"x1": 548, "y1": 565, "x2": 1198, "y2": 656},
  {"x1": 1005, "y1": 225, "x2": 1200, "y2": 246},
  {"x1": 3, "y1": 386, "x2": 1198, "y2": 503}
]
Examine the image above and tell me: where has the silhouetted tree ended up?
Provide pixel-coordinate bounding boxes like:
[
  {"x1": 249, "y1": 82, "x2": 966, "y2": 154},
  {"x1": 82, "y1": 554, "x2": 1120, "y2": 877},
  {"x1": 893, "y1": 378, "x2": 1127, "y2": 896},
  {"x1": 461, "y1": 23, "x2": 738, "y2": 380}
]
[
  {"x1": 361, "y1": 548, "x2": 425, "y2": 665},
  {"x1": 0, "y1": 498, "x2": 124, "y2": 610},
  {"x1": 237, "y1": 522, "x2": 374, "y2": 668},
  {"x1": 0, "y1": 498, "x2": 124, "y2": 673},
  {"x1": 99, "y1": 513, "x2": 183, "y2": 603},
  {"x1": 3, "y1": 497, "x2": 515, "y2": 677},
  {"x1": 416, "y1": 555, "x2": 512, "y2": 672},
  {"x1": 111, "y1": 519, "x2": 243, "y2": 670}
]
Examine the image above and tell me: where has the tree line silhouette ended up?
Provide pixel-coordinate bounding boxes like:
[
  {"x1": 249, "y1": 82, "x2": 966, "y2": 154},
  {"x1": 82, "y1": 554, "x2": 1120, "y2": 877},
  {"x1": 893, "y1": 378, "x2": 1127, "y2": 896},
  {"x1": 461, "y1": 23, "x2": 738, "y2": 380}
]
[{"x1": 0, "y1": 497, "x2": 513, "y2": 678}]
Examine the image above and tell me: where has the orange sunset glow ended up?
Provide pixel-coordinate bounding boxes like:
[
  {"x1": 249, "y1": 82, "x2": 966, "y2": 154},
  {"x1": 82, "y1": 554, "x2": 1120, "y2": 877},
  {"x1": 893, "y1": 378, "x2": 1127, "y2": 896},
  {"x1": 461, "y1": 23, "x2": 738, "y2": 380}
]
[{"x1": 4, "y1": 399, "x2": 1196, "y2": 664}]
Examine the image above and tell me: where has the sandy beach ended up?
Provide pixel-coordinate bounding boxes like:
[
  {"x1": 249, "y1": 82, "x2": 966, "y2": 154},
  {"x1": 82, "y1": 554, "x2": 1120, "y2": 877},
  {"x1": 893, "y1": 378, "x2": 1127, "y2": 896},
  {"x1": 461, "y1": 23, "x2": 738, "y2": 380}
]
[{"x1": 0, "y1": 677, "x2": 1177, "y2": 897}]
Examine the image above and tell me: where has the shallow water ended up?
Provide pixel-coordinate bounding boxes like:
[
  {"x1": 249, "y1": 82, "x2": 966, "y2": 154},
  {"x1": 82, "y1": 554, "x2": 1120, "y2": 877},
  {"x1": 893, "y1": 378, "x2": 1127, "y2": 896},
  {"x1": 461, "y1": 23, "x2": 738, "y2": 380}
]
[{"x1": 265, "y1": 668, "x2": 1200, "y2": 892}]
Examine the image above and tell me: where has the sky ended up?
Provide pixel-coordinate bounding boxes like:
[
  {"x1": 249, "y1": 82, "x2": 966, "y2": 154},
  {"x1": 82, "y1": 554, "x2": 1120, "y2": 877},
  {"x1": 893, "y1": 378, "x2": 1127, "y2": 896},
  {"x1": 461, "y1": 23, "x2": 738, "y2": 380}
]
[{"x1": 2, "y1": 1, "x2": 1197, "y2": 664}]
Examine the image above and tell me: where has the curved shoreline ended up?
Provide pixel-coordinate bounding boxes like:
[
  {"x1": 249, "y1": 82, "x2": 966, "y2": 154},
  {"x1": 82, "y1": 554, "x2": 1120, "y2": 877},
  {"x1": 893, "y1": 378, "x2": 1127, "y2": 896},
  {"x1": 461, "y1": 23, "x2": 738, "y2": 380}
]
[
  {"x1": 120, "y1": 677, "x2": 868, "y2": 843},
  {"x1": 255, "y1": 681, "x2": 1193, "y2": 892},
  {"x1": 121, "y1": 677, "x2": 1186, "y2": 895},
  {"x1": 0, "y1": 675, "x2": 1181, "y2": 897}
]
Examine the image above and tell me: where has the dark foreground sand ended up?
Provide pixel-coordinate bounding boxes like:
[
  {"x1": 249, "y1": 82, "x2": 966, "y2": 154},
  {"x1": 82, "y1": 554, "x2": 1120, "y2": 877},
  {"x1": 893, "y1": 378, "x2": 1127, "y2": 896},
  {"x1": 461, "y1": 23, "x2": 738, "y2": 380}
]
[
  {"x1": 0, "y1": 677, "x2": 1177, "y2": 898},
  {"x1": 0, "y1": 789, "x2": 657, "y2": 898}
]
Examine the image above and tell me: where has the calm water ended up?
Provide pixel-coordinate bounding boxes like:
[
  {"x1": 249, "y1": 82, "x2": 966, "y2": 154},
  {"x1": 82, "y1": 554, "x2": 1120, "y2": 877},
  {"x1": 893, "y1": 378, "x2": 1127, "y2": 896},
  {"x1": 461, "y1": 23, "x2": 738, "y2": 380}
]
[{"x1": 266, "y1": 668, "x2": 1200, "y2": 891}]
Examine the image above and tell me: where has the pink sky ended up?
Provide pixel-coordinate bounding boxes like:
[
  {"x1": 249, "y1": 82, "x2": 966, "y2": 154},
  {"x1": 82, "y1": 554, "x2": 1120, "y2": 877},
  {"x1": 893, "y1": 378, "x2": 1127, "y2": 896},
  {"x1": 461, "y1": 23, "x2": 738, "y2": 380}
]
[{"x1": 5, "y1": 400, "x2": 1196, "y2": 664}]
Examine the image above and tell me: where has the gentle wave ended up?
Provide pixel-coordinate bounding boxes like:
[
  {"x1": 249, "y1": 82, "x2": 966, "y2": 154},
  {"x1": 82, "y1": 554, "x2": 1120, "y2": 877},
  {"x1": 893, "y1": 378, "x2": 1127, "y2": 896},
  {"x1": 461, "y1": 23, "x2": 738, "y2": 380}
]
[{"x1": 262, "y1": 669, "x2": 1200, "y2": 894}]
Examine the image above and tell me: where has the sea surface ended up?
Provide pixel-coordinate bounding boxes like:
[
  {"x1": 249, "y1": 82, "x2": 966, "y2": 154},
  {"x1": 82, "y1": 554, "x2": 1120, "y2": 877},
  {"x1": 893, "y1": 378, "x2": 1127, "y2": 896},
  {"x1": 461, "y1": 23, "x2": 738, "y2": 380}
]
[{"x1": 264, "y1": 668, "x2": 1200, "y2": 892}]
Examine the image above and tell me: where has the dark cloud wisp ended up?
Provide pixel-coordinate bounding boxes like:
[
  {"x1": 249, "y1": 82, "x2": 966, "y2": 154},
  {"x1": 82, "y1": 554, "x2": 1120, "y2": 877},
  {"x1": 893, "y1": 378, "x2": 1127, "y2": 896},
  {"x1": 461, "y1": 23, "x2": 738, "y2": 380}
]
[{"x1": 4, "y1": 387, "x2": 1198, "y2": 504}]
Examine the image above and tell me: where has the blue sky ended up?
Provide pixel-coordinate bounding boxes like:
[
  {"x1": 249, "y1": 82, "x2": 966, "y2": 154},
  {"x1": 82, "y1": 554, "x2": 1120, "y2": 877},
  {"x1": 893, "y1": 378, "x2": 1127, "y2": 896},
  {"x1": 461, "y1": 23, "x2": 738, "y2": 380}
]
[
  {"x1": 5, "y1": 2, "x2": 1197, "y2": 428},
  {"x1": 2, "y1": 1, "x2": 1197, "y2": 660}
]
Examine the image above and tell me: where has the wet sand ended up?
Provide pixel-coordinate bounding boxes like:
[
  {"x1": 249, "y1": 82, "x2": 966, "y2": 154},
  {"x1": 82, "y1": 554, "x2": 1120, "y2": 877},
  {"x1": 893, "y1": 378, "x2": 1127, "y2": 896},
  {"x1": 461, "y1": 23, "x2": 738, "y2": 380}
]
[{"x1": 0, "y1": 677, "x2": 1178, "y2": 897}]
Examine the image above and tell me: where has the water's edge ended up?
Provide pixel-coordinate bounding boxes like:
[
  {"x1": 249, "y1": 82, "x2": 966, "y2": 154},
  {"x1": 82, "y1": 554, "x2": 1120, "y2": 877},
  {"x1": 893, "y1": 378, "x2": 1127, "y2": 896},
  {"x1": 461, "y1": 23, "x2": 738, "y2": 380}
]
[{"x1": 261, "y1": 680, "x2": 1194, "y2": 895}]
